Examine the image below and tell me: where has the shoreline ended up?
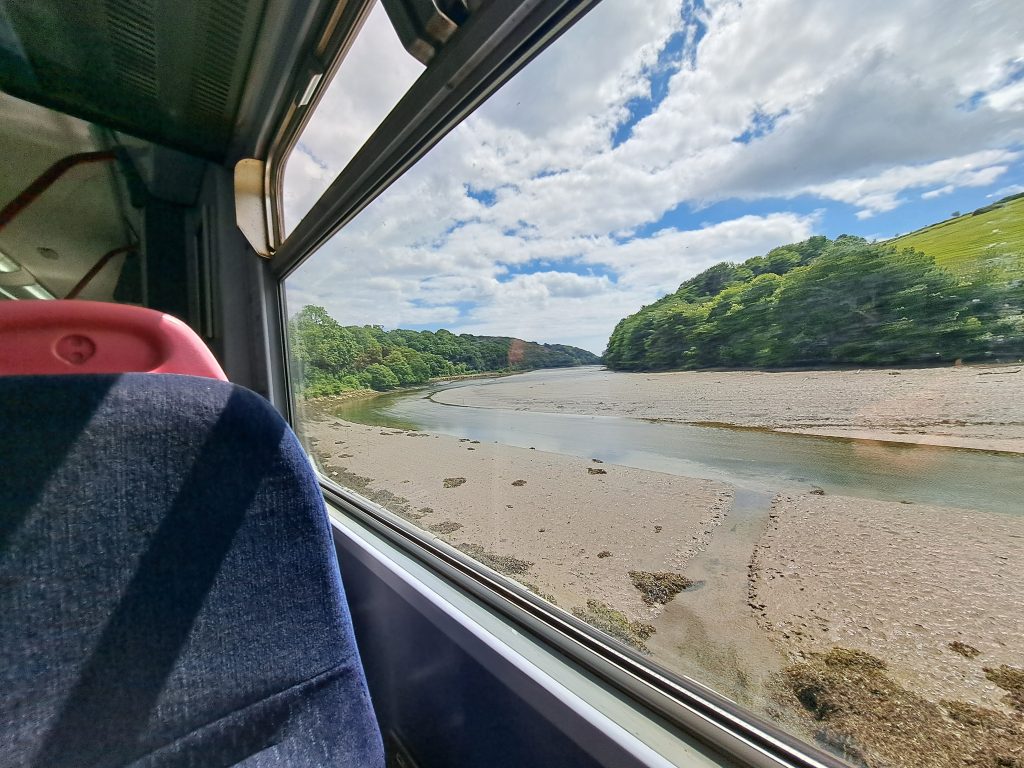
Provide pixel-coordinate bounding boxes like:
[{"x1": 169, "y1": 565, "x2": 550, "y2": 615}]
[
  {"x1": 304, "y1": 413, "x2": 732, "y2": 624},
  {"x1": 296, "y1": 388, "x2": 378, "y2": 406},
  {"x1": 606, "y1": 361, "x2": 1024, "y2": 375},
  {"x1": 688, "y1": 420, "x2": 1024, "y2": 456},
  {"x1": 429, "y1": 370, "x2": 520, "y2": 384},
  {"x1": 429, "y1": 364, "x2": 1024, "y2": 454},
  {"x1": 304, "y1": 364, "x2": 1024, "y2": 454},
  {"x1": 770, "y1": 425, "x2": 1024, "y2": 455}
]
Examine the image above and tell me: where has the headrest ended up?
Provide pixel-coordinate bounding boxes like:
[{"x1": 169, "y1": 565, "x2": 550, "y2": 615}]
[{"x1": 0, "y1": 300, "x2": 227, "y2": 380}]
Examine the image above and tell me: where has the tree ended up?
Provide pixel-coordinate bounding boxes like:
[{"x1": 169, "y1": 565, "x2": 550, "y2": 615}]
[
  {"x1": 289, "y1": 305, "x2": 358, "y2": 373},
  {"x1": 383, "y1": 349, "x2": 416, "y2": 386},
  {"x1": 771, "y1": 242, "x2": 988, "y2": 365},
  {"x1": 364, "y1": 363, "x2": 400, "y2": 391},
  {"x1": 643, "y1": 302, "x2": 708, "y2": 369}
]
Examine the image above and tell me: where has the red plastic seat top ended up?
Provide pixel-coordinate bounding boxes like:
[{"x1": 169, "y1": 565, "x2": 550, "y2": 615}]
[{"x1": 0, "y1": 300, "x2": 227, "y2": 380}]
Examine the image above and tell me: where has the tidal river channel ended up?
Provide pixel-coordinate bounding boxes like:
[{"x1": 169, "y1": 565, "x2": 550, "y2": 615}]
[{"x1": 328, "y1": 368, "x2": 1024, "y2": 516}]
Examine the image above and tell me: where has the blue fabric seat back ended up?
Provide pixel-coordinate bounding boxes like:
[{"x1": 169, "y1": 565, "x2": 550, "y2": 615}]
[{"x1": 0, "y1": 374, "x2": 384, "y2": 768}]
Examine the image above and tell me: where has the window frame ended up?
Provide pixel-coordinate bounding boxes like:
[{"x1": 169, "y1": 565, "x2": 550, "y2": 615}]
[
  {"x1": 263, "y1": 0, "x2": 380, "y2": 247},
  {"x1": 264, "y1": 3, "x2": 853, "y2": 767}
]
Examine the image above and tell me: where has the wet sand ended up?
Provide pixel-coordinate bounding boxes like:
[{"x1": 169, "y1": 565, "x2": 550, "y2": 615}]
[
  {"x1": 304, "y1": 413, "x2": 802, "y2": 716},
  {"x1": 646, "y1": 488, "x2": 786, "y2": 712},
  {"x1": 304, "y1": 417, "x2": 732, "y2": 620},
  {"x1": 431, "y1": 365, "x2": 1024, "y2": 453}
]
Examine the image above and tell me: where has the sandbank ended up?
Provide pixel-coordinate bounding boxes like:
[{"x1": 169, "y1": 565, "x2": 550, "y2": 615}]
[{"x1": 430, "y1": 365, "x2": 1024, "y2": 453}]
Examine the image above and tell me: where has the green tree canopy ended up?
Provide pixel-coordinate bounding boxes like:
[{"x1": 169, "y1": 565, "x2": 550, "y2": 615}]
[
  {"x1": 605, "y1": 236, "x2": 1022, "y2": 371},
  {"x1": 288, "y1": 306, "x2": 602, "y2": 397}
]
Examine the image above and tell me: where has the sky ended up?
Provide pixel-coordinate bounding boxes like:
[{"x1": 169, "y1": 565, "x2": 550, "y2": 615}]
[{"x1": 283, "y1": 0, "x2": 1024, "y2": 354}]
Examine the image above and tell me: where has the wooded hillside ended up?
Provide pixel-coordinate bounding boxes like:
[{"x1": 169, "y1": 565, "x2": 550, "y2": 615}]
[
  {"x1": 290, "y1": 305, "x2": 601, "y2": 396},
  {"x1": 605, "y1": 231, "x2": 1023, "y2": 371}
]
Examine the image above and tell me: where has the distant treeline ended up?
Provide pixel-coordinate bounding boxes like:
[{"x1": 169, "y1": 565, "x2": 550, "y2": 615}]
[
  {"x1": 605, "y1": 236, "x2": 1024, "y2": 371},
  {"x1": 290, "y1": 305, "x2": 600, "y2": 397}
]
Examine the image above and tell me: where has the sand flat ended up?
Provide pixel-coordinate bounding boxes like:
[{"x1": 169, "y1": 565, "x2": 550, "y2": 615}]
[
  {"x1": 303, "y1": 416, "x2": 732, "y2": 619},
  {"x1": 432, "y1": 365, "x2": 1024, "y2": 453},
  {"x1": 751, "y1": 492, "x2": 1024, "y2": 710}
]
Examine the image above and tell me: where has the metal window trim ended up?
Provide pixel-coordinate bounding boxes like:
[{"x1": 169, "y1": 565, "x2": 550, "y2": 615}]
[
  {"x1": 268, "y1": 0, "x2": 605, "y2": 280},
  {"x1": 228, "y1": 0, "x2": 349, "y2": 163},
  {"x1": 264, "y1": 0, "x2": 381, "y2": 247},
  {"x1": 320, "y1": 480, "x2": 851, "y2": 768},
  {"x1": 270, "y1": 274, "x2": 296, "y2": 422}
]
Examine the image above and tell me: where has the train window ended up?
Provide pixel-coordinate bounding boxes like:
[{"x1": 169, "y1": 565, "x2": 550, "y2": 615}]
[
  {"x1": 282, "y1": 1, "x2": 1024, "y2": 766},
  {"x1": 279, "y1": 1, "x2": 424, "y2": 237}
]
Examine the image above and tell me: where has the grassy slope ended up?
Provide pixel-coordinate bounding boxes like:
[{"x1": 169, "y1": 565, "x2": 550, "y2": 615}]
[{"x1": 891, "y1": 194, "x2": 1024, "y2": 275}]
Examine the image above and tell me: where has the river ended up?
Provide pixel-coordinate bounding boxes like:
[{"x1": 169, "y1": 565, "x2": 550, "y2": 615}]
[{"x1": 327, "y1": 368, "x2": 1024, "y2": 516}]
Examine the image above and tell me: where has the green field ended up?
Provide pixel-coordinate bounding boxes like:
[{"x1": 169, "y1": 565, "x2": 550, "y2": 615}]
[{"x1": 891, "y1": 193, "x2": 1024, "y2": 275}]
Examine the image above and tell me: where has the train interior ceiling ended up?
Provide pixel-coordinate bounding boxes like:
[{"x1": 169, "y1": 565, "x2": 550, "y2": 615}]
[{"x1": 0, "y1": 86, "x2": 262, "y2": 377}]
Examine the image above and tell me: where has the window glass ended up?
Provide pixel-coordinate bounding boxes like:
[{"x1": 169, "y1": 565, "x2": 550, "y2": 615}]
[
  {"x1": 284, "y1": 2, "x2": 1024, "y2": 766},
  {"x1": 280, "y1": 1, "x2": 424, "y2": 236}
]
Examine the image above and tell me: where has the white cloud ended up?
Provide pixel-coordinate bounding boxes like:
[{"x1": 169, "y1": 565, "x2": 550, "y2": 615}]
[
  {"x1": 456, "y1": 291, "x2": 646, "y2": 356},
  {"x1": 452, "y1": 211, "x2": 813, "y2": 352},
  {"x1": 281, "y1": 3, "x2": 425, "y2": 233},
  {"x1": 806, "y1": 150, "x2": 1017, "y2": 217},
  {"x1": 583, "y1": 212, "x2": 818, "y2": 295},
  {"x1": 985, "y1": 76, "x2": 1024, "y2": 112},
  {"x1": 922, "y1": 185, "x2": 955, "y2": 200},
  {"x1": 288, "y1": 209, "x2": 815, "y2": 353},
  {"x1": 988, "y1": 184, "x2": 1024, "y2": 199},
  {"x1": 505, "y1": 271, "x2": 614, "y2": 299}
]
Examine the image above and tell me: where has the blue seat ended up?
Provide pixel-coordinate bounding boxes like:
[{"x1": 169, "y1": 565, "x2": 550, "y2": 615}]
[{"x1": 0, "y1": 373, "x2": 384, "y2": 767}]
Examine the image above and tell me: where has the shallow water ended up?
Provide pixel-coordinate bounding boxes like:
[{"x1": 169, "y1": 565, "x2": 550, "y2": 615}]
[{"x1": 330, "y1": 371, "x2": 1024, "y2": 515}]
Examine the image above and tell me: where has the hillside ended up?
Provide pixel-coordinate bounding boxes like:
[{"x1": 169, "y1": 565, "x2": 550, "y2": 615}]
[
  {"x1": 604, "y1": 230, "x2": 1023, "y2": 371},
  {"x1": 892, "y1": 193, "x2": 1024, "y2": 275},
  {"x1": 290, "y1": 305, "x2": 601, "y2": 396}
]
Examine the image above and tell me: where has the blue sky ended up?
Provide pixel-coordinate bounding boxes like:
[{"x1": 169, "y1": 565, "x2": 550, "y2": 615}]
[{"x1": 285, "y1": 0, "x2": 1024, "y2": 353}]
